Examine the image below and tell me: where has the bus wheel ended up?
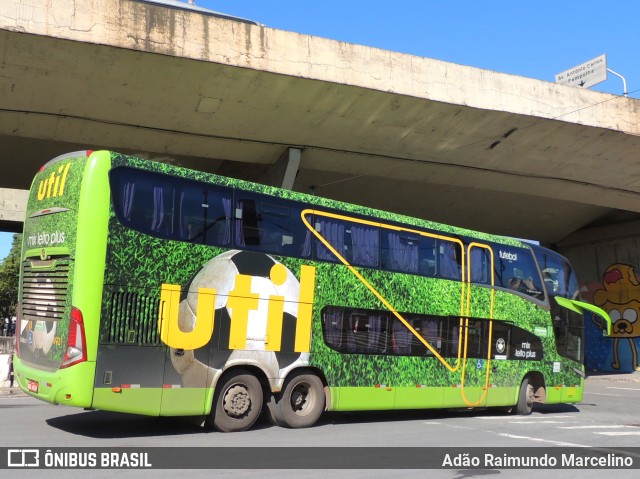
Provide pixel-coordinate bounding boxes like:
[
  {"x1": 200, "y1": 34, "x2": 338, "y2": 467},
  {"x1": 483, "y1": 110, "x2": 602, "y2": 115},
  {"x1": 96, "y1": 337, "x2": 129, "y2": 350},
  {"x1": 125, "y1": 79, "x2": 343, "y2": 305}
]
[
  {"x1": 268, "y1": 371, "x2": 324, "y2": 428},
  {"x1": 210, "y1": 370, "x2": 263, "y2": 432},
  {"x1": 514, "y1": 377, "x2": 534, "y2": 415}
]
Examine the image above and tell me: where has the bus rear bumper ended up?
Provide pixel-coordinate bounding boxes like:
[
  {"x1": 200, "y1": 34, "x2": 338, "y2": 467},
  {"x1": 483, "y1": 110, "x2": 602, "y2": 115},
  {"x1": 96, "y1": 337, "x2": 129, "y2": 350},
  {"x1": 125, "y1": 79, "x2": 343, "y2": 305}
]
[{"x1": 14, "y1": 356, "x2": 95, "y2": 408}]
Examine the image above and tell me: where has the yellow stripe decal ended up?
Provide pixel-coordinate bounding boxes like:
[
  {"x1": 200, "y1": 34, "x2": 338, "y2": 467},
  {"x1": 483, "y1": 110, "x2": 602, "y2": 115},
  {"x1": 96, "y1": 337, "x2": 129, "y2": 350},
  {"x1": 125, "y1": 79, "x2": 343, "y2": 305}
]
[{"x1": 301, "y1": 209, "x2": 471, "y2": 373}]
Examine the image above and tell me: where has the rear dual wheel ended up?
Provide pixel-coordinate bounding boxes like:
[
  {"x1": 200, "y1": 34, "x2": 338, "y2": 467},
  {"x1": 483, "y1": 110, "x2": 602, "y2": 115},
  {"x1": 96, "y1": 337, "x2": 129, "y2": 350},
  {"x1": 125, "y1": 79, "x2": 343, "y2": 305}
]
[{"x1": 268, "y1": 371, "x2": 324, "y2": 428}]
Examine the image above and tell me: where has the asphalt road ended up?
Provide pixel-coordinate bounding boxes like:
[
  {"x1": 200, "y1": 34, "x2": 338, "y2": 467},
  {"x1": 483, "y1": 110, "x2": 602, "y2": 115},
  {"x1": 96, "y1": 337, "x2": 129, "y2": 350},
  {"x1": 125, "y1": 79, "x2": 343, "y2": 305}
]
[{"x1": 1, "y1": 374, "x2": 639, "y2": 478}]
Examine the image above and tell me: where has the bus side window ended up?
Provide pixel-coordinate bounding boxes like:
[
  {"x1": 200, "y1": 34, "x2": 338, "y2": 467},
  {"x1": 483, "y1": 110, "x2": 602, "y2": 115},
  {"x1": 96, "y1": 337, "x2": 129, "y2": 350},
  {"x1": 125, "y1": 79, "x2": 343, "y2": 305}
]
[
  {"x1": 322, "y1": 307, "x2": 388, "y2": 354},
  {"x1": 440, "y1": 242, "x2": 462, "y2": 280},
  {"x1": 465, "y1": 319, "x2": 485, "y2": 359},
  {"x1": 110, "y1": 168, "x2": 175, "y2": 238},
  {"x1": 418, "y1": 318, "x2": 441, "y2": 355},
  {"x1": 470, "y1": 248, "x2": 491, "y2": 284},
  {"x1": 350, "y1": 223, "x2": 379, "y2": 268},
  {"x1": 321, "y1": 307, "x2": 344, "y2": 350},
  {"x1": 314, "y1": 217, "x2": 348, "y2": 264},
  {"x1": 391, "y1": 317, "x2": 413, "y2": 355},
  {"x1": 235, "y1": 199, "x2": 260, "y2": 247},
  {"x1": 419, "y1": 236, "x2": 437, "y2": 277},
  {"x1": 177, "y1": 185, "x2": 231, "y2": 246},
  {"x1": 345, "y1": 311, "x2": 387, "y2": 354},
  {"x1": 405, "y1": 316, "x2": 442, "y2": 356},
  {"x1": 235, "y1": 195, "x2": 310, "y2": 258},
  {"x1": 382, "y1": 232, "x2": 419, "y2": 274},
  {"x1": 446, "y1": 318, "x2": 461, "y2": 358}
]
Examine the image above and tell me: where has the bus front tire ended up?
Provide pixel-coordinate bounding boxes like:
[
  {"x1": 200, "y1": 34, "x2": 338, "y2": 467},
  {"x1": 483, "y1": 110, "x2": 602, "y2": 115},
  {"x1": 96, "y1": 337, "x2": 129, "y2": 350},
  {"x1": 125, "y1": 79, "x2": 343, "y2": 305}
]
[
  {"x1": 209, "y1": 370, "x2": 263, "y2": 432},
  {"x1": 268, "y1": 371, "x2": 324, "y2": 428},
  {"x1": 514, "y1": 377, "x2": 534, "y2": 415}
]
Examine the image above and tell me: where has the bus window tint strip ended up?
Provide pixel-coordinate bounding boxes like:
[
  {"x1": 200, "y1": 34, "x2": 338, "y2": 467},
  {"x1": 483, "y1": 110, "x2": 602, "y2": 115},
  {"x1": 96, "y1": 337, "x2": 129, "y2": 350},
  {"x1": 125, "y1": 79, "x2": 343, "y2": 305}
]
[
  {"x1": 109, "y1": 166, "x2": 545, "y2": 303},
  {"x1": 321, "y1": 307, "x2": 543, "y2": 361}
]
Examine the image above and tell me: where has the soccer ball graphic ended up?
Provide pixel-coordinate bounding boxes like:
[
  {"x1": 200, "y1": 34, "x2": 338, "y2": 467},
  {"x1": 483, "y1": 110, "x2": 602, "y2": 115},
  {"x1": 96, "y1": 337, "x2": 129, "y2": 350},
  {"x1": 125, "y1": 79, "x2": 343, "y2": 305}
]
[{"x1": 171, "y1": 250, "x2": 307, "y2": 387}]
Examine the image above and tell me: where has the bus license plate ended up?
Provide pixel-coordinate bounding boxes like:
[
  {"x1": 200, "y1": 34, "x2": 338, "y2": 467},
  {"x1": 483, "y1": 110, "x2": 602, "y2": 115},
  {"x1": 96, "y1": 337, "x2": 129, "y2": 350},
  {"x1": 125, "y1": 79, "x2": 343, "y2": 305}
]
[{"x1": 27, "y1": 380, "x2": 39, "y2": 393}]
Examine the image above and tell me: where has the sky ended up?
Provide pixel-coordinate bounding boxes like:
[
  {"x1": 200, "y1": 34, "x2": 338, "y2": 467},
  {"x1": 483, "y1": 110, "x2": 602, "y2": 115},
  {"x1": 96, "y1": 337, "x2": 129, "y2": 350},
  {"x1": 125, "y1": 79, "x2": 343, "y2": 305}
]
[{"x1": 1, "y1": 0, "x2": 638, "y2": 261}]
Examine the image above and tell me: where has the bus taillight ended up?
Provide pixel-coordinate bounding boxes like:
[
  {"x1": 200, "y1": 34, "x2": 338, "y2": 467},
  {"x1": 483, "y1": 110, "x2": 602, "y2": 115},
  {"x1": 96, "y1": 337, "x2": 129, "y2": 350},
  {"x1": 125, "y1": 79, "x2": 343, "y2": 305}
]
[{"x1": 60, "y1": 307, "x2": 87, "y2": 369}]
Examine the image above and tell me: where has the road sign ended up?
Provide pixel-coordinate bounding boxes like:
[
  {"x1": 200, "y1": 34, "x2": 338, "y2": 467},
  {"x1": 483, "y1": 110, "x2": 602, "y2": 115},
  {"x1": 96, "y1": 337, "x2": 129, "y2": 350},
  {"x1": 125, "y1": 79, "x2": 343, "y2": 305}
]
[{"x1": 555, "y1": 54, "x2": 607, "y2": 89}]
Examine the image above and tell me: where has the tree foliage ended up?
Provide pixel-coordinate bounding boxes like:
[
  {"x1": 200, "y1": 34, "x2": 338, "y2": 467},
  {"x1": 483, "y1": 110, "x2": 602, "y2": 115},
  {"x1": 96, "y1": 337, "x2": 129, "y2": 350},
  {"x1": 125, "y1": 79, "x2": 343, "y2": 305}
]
[{"x1": 0, "y1": 234, "x2": 21, "y2": 320}]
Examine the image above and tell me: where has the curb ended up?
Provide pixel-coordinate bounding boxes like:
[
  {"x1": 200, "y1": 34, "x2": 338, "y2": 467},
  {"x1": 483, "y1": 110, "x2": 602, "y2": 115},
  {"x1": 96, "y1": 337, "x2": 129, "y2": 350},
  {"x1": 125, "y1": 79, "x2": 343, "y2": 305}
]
[
  {"x1": 0, "y1": 387, "x2": 27, "y2": 398},
  {"x1": 585, "y1": 372, "x2": 640, "y2": 383}
]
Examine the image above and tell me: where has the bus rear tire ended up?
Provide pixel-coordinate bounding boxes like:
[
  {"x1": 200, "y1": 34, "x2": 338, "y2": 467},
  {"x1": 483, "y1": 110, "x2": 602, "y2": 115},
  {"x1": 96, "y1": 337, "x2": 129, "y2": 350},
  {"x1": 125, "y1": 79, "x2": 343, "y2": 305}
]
[
  {"x1": 268, "y1": 371, "x2": 324, "y2": 428},
  {"x1": 209, "y1": 370, "x2": 263, "y2": 432},
  {"x1": 514, "y1": 377, "x2": 534, "y2": 415}
]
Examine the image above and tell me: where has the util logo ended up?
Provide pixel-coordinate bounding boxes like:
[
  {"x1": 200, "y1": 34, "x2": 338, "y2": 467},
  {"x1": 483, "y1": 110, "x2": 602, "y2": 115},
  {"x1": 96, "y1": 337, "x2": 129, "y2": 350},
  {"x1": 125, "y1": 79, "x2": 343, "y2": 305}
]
[
  {"x1": 37, "y1": 163, "x2": 71, "y2": 201},
  {"x1": 159, "y1": 264, "x2": 316, "y2": 353}
]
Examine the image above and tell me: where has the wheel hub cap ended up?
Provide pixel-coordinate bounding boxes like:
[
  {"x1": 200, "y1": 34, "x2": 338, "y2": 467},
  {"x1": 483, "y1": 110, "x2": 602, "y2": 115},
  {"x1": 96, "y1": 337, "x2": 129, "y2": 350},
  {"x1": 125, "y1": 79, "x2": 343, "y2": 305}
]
[{"x1": 223, "y1": 385, "x2": 250, "y2": 417}]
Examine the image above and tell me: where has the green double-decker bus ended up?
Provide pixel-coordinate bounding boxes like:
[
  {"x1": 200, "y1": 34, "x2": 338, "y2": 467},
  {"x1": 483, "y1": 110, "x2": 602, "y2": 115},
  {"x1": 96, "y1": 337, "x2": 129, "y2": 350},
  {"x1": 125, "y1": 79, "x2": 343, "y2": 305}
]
[{"x1": 13, "y1": 150, "x2": 610, "y2": 432}]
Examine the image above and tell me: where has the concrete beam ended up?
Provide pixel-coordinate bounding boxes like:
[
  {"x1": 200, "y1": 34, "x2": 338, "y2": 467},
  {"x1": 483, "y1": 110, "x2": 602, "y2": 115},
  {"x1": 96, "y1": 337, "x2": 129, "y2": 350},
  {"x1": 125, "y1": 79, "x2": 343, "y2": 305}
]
[{"x1": 2, "y1": 0, "x2": 637, "y2": 136}]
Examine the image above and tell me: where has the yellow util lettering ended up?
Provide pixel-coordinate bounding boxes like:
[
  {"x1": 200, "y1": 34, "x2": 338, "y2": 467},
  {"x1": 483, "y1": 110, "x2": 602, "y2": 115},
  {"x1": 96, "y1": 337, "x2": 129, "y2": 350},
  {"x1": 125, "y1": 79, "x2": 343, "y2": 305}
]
[
  {"x1": 37, "y1": 179, "x2": 48, "y2": 200},
  {"x1": 158, "y1": 284, "x2": 216, "y2": 349},
  {"x1": 294, "y1": 265, "x2": 316, "y2": 353},
  {"x1": 46, "y1": 171, "x2": 56, "y2": 198},
  {"x1": 36, "y1": 163, "x2": 71, "y2": 201},
  {"x1": 57, "y1": 163, "x2": 71, "y2": 196},
  {"x1": 52, "y1": 165, "x2": 63, "y2": 196},
  {"x1": 265, "y1": 264, "x2": 287, "y2": 351},
  {"x1": 227, "y1": 274, "x2": 260, "y2": 350}
]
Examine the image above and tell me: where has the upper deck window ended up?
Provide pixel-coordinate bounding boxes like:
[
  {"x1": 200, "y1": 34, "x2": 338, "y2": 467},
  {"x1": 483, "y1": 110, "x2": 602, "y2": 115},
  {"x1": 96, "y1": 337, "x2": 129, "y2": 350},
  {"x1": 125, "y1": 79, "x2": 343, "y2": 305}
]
[
  {"x1": 110, "y1": 167, "x2": 231, "y2": 246},
  {"x1": 381, "y1": 231, "x2": 437, "y2": 276},
  {"x1": 234, "y1": 193, "x2": 310, "y2": 258},
  {"x1": 440, "y1": 241, "x2": 462, "y2": 280},
  {"x1": 313, "y1": 216, "x2": 379, "y2": 268}
]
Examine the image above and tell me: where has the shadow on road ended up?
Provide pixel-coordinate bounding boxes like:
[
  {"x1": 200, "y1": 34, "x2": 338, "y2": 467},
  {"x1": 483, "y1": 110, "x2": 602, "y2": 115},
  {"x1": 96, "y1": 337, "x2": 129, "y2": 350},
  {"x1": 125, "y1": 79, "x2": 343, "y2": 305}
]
[
  {"x1": 46, "y1": 410, "x2": 204, "y2": 438},
  {"x1": 318, "y1": 402, "x2": 580, "y2": 428},
  {"x1": 45, "y1": 403, "x2": 581, "y2": 438}
]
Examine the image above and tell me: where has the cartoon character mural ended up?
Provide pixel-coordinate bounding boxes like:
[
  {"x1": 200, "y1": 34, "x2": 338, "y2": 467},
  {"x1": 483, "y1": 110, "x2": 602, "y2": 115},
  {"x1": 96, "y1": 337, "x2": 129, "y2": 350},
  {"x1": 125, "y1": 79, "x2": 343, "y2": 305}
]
[{"x1": 590, "y1": 263, "x2": 640, "y2": 371}]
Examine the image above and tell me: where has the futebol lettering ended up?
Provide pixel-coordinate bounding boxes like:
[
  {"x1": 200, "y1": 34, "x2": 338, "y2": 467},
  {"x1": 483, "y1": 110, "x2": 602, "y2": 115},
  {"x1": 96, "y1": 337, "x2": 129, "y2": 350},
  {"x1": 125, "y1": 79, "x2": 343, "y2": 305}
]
[{"x1": 499, "y1": 250, "x2": 517, "y2": 262}]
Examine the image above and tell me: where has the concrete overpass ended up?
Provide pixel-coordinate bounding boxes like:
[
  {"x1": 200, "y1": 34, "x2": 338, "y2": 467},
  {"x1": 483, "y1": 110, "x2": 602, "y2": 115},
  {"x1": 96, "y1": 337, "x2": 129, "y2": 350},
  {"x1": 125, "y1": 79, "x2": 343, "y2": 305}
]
[
  {"x1": 2, "y1": 0, "x2": 639, "y2": 248},
  {"x1": 3, "y1": 0, "x2": 640, "y2": 330}
]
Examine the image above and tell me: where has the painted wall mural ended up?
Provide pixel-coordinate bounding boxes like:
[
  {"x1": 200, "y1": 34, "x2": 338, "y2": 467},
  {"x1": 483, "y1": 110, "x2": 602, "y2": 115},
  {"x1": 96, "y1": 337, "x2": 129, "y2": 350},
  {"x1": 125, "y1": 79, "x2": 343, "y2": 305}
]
[{"x1": 584, "y1": 263, "x2": 640, "y2": 372}]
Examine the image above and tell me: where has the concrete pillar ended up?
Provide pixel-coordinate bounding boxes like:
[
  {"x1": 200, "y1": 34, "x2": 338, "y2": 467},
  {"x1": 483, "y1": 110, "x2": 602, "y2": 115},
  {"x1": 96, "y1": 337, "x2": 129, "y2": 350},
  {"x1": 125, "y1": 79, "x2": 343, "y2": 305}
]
[
  {"x1": 265, "y1": 148, "x2": 302, "y2": 190},
  {"x1": 0, "y1": 188, "x2": 28, "y2": 224}
]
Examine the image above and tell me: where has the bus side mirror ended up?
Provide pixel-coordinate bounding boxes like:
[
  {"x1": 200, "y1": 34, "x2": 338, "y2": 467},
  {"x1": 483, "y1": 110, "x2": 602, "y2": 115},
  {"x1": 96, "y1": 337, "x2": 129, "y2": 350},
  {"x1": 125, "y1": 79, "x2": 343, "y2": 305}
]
[{"x1": 554, "y1": 297, "x2": 612, "y2": 337}]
